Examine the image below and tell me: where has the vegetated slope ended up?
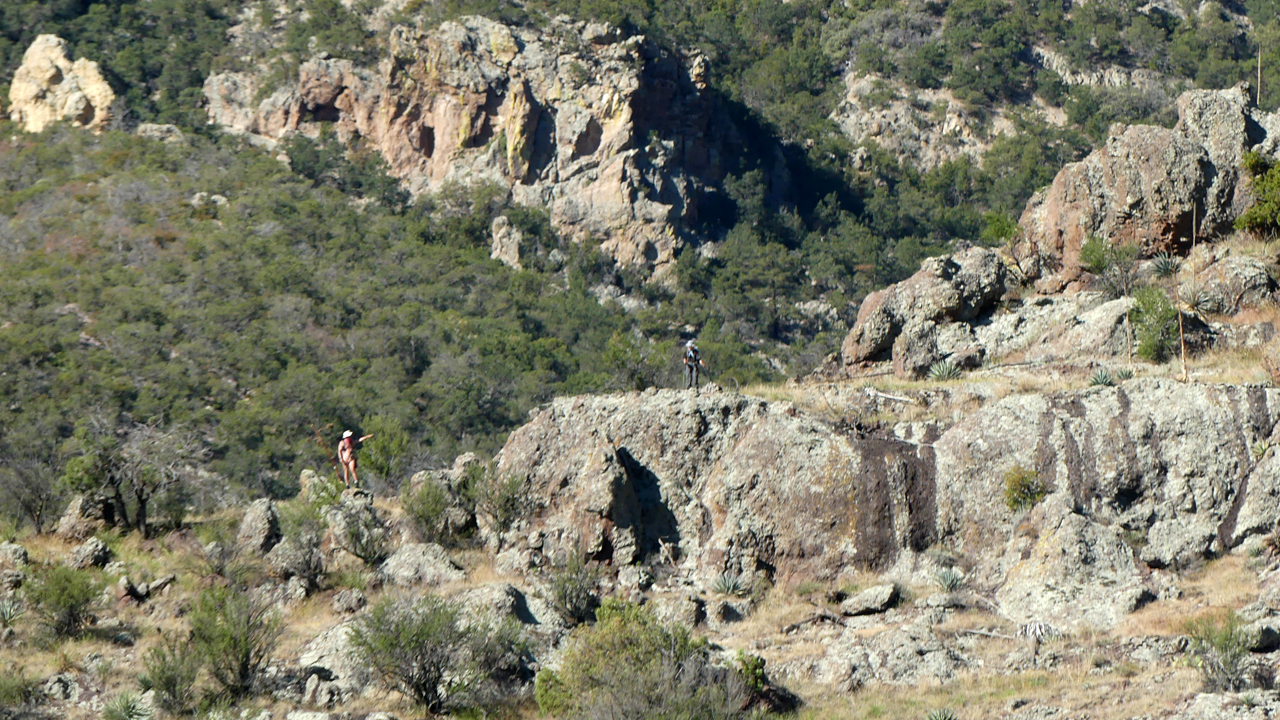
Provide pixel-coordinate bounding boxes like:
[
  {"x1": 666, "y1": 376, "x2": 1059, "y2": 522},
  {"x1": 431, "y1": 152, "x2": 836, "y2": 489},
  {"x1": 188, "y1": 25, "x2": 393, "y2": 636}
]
[{"x1": 0, "y1": 126, "x2": 680, "y2": 502}]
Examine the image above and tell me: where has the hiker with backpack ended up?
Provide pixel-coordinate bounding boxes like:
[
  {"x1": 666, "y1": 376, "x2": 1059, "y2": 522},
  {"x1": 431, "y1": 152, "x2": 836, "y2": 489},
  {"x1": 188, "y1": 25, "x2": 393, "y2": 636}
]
[{"x1": 684, "y1": 339, "x2": 706, "y2": 393}]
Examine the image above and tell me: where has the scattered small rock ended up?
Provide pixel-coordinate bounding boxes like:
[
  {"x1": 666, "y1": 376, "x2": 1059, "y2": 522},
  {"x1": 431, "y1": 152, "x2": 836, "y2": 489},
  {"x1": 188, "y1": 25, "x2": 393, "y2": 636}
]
[
  {"x1": 331, "y1": 588, "x2": 366, "y2": 614},
  {"x1": 379, "y1": 543, "x2": 464, "y2": 587}
]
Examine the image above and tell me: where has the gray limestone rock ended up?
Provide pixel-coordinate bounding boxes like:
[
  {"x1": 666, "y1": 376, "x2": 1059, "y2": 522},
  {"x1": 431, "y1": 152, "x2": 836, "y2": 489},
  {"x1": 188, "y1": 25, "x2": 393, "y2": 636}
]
[{"x1": 70, "y1": 537, "x2": 111, "y2": 569}]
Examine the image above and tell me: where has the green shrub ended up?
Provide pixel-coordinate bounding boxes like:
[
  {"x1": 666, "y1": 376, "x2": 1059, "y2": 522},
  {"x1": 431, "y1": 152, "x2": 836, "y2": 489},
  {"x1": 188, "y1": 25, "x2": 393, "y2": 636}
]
[
  {"x1": 474, "y1": 471, "x2": 528, "y2": 537},
  {"x1": 1004, "y1": 466, "x2": 1046, "y2": 511},
  {"x1": 27, "y1": 565, "x2": 101, "y2": 638},
  {"x1": 1185, "y1": 612, "x2": 1259, "y2": 691},
  {"x1": 139, "y1": 633, "x2": 202, "y2": 716},
  {"x1": 190, "y1": 587, "x2": 282, "y2": 699},
  {"x1": 0, "y1": 667, "x2": 37, "y2": 709},
  {"x1": 548, "y1": 554, "x2": 600, "y2": 626},
  {"x1": 351, "y1": 595, "x2": 525, "y2": 714},
  {"x1": 1133, "y1": 286, "x2": 1178, "y2": 362},
  {"x1": 402, "y1": 479, "x2": 459, "y2": 545},
  {"x1": 535, "y1": 600, "x2": 753, "y2": 720}
]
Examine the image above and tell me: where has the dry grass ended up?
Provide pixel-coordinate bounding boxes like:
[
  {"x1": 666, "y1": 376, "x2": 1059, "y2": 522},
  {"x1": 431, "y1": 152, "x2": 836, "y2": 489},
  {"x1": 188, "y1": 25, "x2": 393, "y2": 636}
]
[
  {"x1": 1118, "y1": 554, "x2": 1260, "y2": 637},
  {"x1": 793, "y1": 662, "x2": 1201, "y2": 720}
]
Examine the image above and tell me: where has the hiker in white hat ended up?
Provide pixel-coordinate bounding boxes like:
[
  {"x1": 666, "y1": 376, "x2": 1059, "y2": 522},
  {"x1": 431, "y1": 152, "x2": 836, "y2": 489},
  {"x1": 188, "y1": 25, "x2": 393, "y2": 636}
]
[
  {"x1": 337, "y1": 429, "x2": 375, "y2": 487},
  {"x1": 683, "y1": 339, "x2": 705, "y2": 393}
]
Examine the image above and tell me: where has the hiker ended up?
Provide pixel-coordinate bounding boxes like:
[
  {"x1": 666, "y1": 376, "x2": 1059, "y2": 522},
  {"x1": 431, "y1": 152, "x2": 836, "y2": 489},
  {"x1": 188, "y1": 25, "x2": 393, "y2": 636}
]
[
  {"x1": 684, "y1": 339, "x2": 705, "y2": 392},
  {"x1": 337, "y1": 430, "x2": 374, "y2": 488}
]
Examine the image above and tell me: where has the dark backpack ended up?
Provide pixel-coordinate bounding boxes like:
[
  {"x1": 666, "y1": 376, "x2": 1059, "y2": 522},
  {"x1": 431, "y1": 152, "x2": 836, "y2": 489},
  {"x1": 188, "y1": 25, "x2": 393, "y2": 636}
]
[{"x1": 685, "y1": 346, "x2": 699, "y2": 364}]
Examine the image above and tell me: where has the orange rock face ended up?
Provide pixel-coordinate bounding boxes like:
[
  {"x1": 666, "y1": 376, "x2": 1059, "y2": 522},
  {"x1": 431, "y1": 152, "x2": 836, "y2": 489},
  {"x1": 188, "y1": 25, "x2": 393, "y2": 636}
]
[{"x1": 203, "y1": 17, "x2": 727, "y2": 280}]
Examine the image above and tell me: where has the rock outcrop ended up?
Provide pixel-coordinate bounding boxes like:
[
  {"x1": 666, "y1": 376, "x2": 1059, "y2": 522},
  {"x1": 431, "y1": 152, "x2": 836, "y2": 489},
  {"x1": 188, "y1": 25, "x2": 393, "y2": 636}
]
[
  {"x1": 204, "y1": 16, "x2": 728, "y2": 280},
  {"x1": 8, "y1": 35, "x2": 115, "y2": 133},
  {"x1": 933, "y1": 379, "x2": 1280, "y2": 571},
  {"x1": 1019, "y1": 85, "x2": 1276, "y2": 291},
  {"x1": 493, "y1": 388, "x2": 939, "y2": 588}
]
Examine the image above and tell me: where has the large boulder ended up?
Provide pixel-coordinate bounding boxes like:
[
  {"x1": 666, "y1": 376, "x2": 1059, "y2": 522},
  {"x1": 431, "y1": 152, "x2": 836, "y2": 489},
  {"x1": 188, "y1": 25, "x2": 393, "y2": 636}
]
[
  {"x1": 1018, "y1": 85, "x2": 1274, "y2": 291},
  {"x1": 840, "y1": 246, "x2": 1008, "y2": 374},
  {"x1": 237, "y1": 499, "x2": 282, "y2": 556},
  {"x1": 55, "y1": 494, "x2": 116, "y2": 540},
  {"x1": 297, "y1": 623, "x2": 373, "y2": 706},
  {"x1": 203, "y1": 16, "x2": 730, "y2": 281},
  {"x1": 819, "y1": 619, "x2": 968, "y2": 690},
  {"x1": 8, "y1": 35, "x2": 115, "y2": 133},
  {"x1": 266, "y1": 534, "x2": 324, "y2": 587},
  {"x1": 0, "y1": 542, "x2": 28, "y2": 568}
]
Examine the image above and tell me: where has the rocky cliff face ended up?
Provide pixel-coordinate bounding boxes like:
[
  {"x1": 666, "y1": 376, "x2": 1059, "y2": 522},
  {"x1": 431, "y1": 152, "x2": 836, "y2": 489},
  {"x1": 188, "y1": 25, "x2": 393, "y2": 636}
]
[
  {"x1": 7, "y1": 35, "x2": 116, "y2": 133},
  {"x1": 1019, "y1": 85, "x2": 1279, "y2": 291},
  {"x1": 203, "y1": 16, "x2": 728, "y2": 279},
  {"x1": 492, "y1": 378, "x2": 1280, "y2": 630}
]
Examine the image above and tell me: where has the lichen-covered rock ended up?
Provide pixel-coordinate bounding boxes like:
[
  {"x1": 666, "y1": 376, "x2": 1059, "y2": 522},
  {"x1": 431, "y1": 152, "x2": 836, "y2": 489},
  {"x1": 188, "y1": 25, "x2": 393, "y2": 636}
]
[
  {"x1": 266, "y1": 534, "x2": 324, "y2": 586},
  {"x1": 839, "y1": 584, "x2": 899, "y2": 616},
  {"x1": 298, "y1": 623, "x2": 373, "y2": 706},
  {"x1": 55, "y1": 494, "x2": 116, "y2": 540},
  {"x1": 933, "y1": 380, "x2": 1280, "y2": 574},
  {"x1": 8, "y1": 35, "x2": 115, "y2": 133},
  {"x1": 0, "y1": 542, "x2": 28, "y2": 568},
  {"x1": 819, "y1": 619, "x2": 967, "y2": 689},
  {"x1": 378, "y1": 543, "x2": 464, "y2": 587},
  {"x1": 70, "y1": 537, "x2": 111, "y2": 569},
  {"x1": 204, "y1": 16, "x2": 729, "y2": 281},
  {"x1": 840, "y1": 246, "x2": 1008, "y2": 369},
  {"x1": 237, "y1": 499, "x2": 282, "y2": 556},
  {"x1": 995, "y1": 495, "x2": 1152, "y2": 629},
  {"x1": 493, "y1": 388, "x2": 939, "y2": 587},
  {"x1": 1018, "y1": 85, "x2": 1277, "y2": 291}
]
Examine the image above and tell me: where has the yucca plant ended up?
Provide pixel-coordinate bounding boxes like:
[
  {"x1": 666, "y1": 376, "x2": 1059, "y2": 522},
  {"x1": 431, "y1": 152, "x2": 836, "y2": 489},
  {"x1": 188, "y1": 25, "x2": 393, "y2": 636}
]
[
  {"x1": 927, "y1": 360, "x2": 962, "y2": 381},
  {"x1": 712, "y1": 572, "x2": 750, "y2": 597},
  {"x1": 1089, "y1": 368, "x2": 1115, "y2": 387}
]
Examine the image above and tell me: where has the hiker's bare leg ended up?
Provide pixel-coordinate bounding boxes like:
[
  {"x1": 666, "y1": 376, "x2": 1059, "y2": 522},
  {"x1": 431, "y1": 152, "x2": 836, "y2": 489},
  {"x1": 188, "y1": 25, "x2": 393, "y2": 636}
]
[{"x1": 349, "y1": 460, "x2": 359, "y2": 488}]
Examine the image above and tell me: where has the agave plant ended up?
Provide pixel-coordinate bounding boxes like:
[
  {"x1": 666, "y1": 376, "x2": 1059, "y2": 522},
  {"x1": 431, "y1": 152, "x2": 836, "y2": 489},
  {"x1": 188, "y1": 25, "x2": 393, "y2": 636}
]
[
  {"x1": 1089, "y1": 368, "x2": 1115, "y2": 387},
  {"x1": 1253, "y1": 440, "x2": 1273, "y2": 461},
  {"x1": 927, "y1": 360, "x2": 962, "y2": 381},
  {"x1": 103, "y1": 692, "x2": 152, "y2": 720},
  {"x1": 1113, "y1": 367, "x2": 1135, "y2": 381},
  {"x1": 712, "y1": 571, "x2": 750, "y2": 597},
  {"x1": 935, "y1": 567, "x2": 965, "y2": 593},
  {"x1": 1150, "y1": 252, "x2": 1182, "y2": 279},
  {"x1": 0, "y1": 597, "x2": 23, "y2": 629},
  {"x1": 926, "y1": 709, "x2": 959, "y2": 720}
]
